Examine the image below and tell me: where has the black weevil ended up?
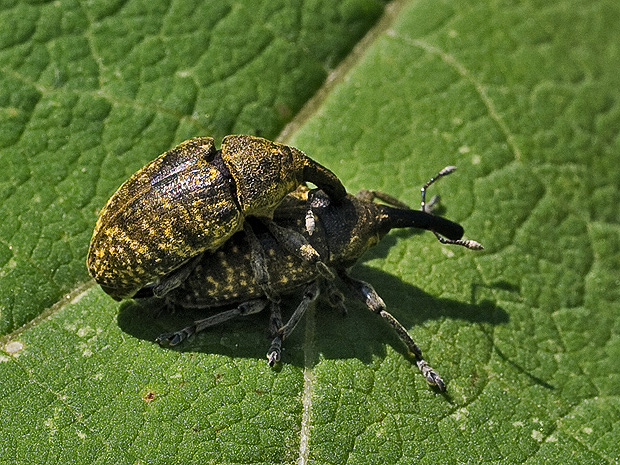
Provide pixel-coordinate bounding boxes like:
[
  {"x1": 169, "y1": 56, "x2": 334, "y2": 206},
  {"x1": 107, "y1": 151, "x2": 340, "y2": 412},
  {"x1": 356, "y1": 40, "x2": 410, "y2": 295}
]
[
  {"x1": 87, "y1": 135, "x2": 346, "y2": 300},
  {"x1": 140, "y1": 167, "x2": 482, "y2": 391}
]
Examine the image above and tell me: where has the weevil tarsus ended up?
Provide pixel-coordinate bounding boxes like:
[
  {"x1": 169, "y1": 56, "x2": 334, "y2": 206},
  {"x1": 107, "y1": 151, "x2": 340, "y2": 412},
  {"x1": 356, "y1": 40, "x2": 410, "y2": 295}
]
[
  {"x1": 267, "y1": 337, "x2": 282, "y2": 366},
  {"x1": 324, "y1": 280, "x2": 348, "y2": 316},
  {"x1": 417, "y1": 359, "x2": 446, "y2": 392},
  {"x1": 305, "y1": 208, "x2": 317, "y2": 236}
]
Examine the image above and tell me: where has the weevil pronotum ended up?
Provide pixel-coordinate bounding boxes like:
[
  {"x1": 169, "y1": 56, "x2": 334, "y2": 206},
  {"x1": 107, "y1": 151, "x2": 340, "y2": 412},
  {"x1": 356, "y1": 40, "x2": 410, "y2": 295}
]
[
  {"x1": 87, "y1": 135, "x2": 346, "y2": 301},
  {"x1": 140, "y1": 167, "x2": 482, "y2": 391}
]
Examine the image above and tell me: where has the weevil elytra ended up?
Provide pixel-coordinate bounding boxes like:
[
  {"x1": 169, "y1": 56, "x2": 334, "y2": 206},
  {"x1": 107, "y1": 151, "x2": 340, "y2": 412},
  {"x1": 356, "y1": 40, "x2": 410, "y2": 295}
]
[
  {"x1": 87, "y1": 135, "x2": 346, "y2": 301},
  {"x1": 141, "y1": 167, "x2": 482, "y2": 391}
]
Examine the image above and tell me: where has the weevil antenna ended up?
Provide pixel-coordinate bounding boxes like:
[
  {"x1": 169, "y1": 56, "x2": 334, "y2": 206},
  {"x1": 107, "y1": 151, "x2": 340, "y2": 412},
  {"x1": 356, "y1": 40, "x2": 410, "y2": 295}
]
[{"x1": 420, "y1": 166, "x2": 457, "y2": 212}]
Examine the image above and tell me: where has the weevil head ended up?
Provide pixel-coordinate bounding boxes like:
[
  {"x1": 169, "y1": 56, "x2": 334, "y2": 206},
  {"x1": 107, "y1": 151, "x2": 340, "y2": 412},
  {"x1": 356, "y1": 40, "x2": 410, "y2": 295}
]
[{"x1": 309, "y1": 190, "x2": 466, "y2": 268}]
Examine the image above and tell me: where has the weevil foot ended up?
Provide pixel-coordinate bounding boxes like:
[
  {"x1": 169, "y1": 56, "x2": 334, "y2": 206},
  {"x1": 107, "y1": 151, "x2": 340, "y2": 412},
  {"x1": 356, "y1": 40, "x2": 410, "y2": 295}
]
[
  {"x1": 304, "y1": 187, "x2": 331, "y2": 235},
  {"x1": 267, "y1": 337, "x2": 282, "y2": 366},
  {"x1": 417, "y1": 359, "x2": 446, "y2": 392},
  {"x1": 156, "y1": 331, "x2": 186, "y2": 346},
  {"x1": 324, "y1": 281, "x2": 347, "y2": 316}
]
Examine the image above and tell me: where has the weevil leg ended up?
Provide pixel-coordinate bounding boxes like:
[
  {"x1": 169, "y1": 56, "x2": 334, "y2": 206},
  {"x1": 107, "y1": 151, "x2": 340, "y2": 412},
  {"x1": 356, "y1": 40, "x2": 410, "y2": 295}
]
[
  {"x1": 262, "y1": 218, "x2": 335, "y2": 280},
  {"x1": 355, "y1": 167, "x2": 454, "y2": 212},
  {"x1": 267, "y1": 301, "x2": 284, "y2": 365},
  {"x1": 267, "y1": 281, "x2": 320, "y2": 365},
  {"x1": 268, "y1": 300, "x2": 284, "y2": 338},
  {"x1": 243, "y1": 222, "x2": 280, "y2": 303},
  {"x1": 156, "y1": 299, "x2": 268, "y2": 347},
  {"x1": 149, "y1": 254, "x2": 203, "y2": 298},
  {"x1": 279, "y1": 281, "x2": 320, "y2": 340},
  {"x1": 263, "y1": 218, "x2": 321, "y2": 263},
  {"x1": 323, "y1": 279, "x2": 348, "y2": 316},
  {"x1": 355, "y1": 190, "x2": 441, "y2": 212},
  {"x1": 355, "y1": 190, "x2": 412, "y2": 209},
  {"x1": 339, "y1": 272, "x2": 446, "y2": 391}
]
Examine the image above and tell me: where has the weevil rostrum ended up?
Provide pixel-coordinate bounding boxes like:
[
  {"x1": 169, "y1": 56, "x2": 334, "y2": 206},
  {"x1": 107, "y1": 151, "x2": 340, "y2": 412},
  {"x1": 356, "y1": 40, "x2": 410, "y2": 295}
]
[
  {"x1": 138, "y1": 167, "x2": 482, "y2": 391},
  {"x1": 87, "y1": 135, "x2": 346, "y2": 301}
]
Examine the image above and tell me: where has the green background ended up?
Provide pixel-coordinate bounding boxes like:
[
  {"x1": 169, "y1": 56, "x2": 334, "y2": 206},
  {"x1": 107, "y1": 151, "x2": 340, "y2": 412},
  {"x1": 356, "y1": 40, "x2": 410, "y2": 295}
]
[{"x1": 1, "y1": 0, "x2": 619, "y2": 463}]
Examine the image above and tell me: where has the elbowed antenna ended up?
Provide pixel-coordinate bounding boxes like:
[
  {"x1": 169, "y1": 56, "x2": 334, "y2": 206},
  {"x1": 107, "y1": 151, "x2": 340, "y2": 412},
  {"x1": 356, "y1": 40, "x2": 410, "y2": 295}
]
[{"x1": 376, "y1": 165, "x2": 484, "y2": 250}]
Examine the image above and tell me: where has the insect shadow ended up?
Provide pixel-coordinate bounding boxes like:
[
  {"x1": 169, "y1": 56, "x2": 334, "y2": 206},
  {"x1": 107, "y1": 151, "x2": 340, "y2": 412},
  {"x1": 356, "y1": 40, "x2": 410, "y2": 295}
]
[{"x1": 117, "y1": 257, "x2": 509, "y2": 369}]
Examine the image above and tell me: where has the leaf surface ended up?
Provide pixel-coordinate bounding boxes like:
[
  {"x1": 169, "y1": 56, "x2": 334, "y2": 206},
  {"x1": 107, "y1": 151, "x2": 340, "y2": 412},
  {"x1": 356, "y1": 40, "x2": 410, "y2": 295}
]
[{"x1": 1, "y1": 0, "x2": 619, "y2": 463}]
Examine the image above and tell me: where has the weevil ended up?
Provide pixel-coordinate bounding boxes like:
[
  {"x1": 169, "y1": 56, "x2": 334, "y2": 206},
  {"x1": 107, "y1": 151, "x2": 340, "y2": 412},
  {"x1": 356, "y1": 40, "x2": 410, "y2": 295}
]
[
  {"x1": 142, "y1": 167, "x2": 482, "y2": 391},
  {"x1": 87, "y1": 135, "x2": 346, "y2": 301}
]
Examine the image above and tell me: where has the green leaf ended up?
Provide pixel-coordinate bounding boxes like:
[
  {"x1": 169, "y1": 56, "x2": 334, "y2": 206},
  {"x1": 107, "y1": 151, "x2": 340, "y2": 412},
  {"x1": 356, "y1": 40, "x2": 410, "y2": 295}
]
[{"x1": 1, "y1": 0, "x2": 619, "y2": 463}]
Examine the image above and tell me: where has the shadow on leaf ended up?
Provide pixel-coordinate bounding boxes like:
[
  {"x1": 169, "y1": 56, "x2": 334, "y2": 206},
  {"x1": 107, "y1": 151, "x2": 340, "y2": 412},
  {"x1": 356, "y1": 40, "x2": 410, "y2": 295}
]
[{"x1": 117, "y1": 262, "x2": 511, "y2": 374}]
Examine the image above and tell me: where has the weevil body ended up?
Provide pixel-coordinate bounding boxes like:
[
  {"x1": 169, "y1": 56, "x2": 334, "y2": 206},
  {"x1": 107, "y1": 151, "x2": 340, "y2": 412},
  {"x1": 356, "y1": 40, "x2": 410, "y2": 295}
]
[
  {"x1": 87, "y1": 135, "x2": 346, "y2": 300},
  {"x1": 143, "y1": 169, "x2": 483, "y2": 391}
]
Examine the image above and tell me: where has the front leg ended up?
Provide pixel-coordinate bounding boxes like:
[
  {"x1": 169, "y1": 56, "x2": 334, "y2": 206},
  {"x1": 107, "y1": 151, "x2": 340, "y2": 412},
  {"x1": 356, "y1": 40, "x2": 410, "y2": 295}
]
[
  {"x1": 266, "y1": 281, "x2": 320, "y2": 365},
  {"x1": 339, "y1": 271, "x2": 446, "y2": 392},
  {"x1": 266, "y1": 301, "x2": 283, "y2": 366},
  {"x1": 244, "y1": 222, "x2": 280, "y2": 302},
  {"x1": 262, "y1": 218, "x2": 335, "y2": 280},
  {"x1": 144, "y1": 254, "x2": 203, "y2": 298}
]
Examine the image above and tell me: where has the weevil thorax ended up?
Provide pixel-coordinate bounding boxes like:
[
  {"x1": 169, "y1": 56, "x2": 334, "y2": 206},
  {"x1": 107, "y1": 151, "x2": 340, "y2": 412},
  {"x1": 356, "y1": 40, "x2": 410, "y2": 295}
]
[{"x1": 220, "y1": 135, "x2": 306, "y2": 217}]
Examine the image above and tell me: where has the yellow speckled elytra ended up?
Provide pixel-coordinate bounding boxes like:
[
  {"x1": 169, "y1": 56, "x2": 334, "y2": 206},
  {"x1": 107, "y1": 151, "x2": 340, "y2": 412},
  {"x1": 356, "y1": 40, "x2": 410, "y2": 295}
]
[{"x1": 87, "y1": 135, "x2": 346, "y2": 300}]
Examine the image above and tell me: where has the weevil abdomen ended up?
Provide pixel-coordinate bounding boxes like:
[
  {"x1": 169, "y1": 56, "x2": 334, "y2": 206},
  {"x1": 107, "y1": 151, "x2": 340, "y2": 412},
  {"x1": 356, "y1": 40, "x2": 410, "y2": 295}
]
[{"x1": 88, "y1": 138, "x2": 242, "y2": 299}]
